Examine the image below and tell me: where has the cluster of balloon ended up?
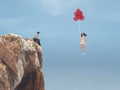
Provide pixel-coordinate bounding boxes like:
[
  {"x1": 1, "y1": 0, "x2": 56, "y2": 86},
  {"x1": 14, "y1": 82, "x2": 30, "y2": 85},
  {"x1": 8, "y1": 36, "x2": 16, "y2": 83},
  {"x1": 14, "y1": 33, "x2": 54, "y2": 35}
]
[
  {"x1": 73, "y1": 8, "x2": 84, "y2": 32},
  {"x1": 73, "y1": 8, "x2": 84, "y2": 21}
]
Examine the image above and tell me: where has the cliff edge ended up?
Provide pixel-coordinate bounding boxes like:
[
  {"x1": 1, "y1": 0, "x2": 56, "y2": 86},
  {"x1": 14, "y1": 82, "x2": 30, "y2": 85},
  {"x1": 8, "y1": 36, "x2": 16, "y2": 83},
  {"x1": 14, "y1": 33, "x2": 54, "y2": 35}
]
[{"x1": 0, "y1": 33, "x2": 44, "y2": 90}]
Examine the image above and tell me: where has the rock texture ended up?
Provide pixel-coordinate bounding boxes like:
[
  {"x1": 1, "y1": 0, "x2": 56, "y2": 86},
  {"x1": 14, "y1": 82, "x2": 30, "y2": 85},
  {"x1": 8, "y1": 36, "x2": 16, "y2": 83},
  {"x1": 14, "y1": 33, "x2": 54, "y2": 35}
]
[{"x1": 0, "y1": 33, "x2": 44, "y2": 90}]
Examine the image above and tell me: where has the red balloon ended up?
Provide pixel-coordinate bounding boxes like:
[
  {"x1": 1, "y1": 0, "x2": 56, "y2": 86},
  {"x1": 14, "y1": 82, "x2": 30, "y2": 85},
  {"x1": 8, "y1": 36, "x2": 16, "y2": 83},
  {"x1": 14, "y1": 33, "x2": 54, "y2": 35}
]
[
  {"x1": 73, "y1": 17, "x2": 78, "y2": 21},
  {"x1": 73, "y1": 8, "x2": 84, "y2": 21}
]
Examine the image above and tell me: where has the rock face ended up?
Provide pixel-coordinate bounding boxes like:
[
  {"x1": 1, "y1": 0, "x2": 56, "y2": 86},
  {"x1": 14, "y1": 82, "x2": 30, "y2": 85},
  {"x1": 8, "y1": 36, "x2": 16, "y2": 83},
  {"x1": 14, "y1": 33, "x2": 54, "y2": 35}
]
[{"x1": 0, "y1": 33, "x2": 44, "y2": 90}]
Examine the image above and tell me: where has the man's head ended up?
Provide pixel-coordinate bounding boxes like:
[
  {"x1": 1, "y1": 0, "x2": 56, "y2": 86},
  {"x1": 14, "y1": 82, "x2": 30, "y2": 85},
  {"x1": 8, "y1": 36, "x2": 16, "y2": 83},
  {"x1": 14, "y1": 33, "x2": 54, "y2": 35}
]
[{"x1": 37, "y1": 32, "x2": 40, "y2": 34}]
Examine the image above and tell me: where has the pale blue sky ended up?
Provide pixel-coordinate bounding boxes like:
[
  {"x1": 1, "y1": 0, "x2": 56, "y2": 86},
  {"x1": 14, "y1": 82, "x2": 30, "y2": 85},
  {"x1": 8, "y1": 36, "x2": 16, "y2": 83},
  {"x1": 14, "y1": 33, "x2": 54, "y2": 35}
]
[{"x1": 0, "y1": 0, "x2": 120, "y2": 90}]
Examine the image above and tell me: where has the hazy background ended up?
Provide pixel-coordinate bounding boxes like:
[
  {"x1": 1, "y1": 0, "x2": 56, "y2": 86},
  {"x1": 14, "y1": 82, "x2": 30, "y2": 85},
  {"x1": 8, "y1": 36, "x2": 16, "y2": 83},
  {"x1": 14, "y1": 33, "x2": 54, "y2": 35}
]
[{"x1": 0, "y1": 0, "x2": 120, "y2": 90}]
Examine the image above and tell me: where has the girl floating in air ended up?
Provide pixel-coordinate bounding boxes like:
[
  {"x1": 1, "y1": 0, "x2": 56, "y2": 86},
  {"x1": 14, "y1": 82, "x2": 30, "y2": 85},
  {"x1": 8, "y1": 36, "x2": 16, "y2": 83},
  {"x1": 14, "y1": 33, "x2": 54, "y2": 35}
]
[{"x1": 80, "y1": 32, "x2": 87, "y2": 55}]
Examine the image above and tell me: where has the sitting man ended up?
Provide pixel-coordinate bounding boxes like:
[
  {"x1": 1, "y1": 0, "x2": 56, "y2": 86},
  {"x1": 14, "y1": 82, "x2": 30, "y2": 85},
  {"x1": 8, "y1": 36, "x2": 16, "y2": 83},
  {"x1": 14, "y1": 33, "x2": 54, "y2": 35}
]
[{"x1": 33, "y1": 32, "x2": 41, "y2": 46}]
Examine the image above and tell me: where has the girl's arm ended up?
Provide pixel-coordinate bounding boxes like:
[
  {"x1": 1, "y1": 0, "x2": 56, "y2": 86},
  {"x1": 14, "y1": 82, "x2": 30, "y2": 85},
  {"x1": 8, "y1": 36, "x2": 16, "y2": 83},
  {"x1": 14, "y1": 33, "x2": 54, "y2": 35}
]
[{"x1": 85, "y1": 37, "x2": 87, "y2": 44}]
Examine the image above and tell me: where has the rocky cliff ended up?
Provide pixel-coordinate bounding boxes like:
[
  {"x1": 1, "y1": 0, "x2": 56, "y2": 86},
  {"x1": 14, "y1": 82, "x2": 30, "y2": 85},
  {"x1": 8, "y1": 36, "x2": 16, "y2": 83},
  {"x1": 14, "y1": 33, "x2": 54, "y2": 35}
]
[{"x1": 0, "y1": 33, "x2": 44, "y2": 90}]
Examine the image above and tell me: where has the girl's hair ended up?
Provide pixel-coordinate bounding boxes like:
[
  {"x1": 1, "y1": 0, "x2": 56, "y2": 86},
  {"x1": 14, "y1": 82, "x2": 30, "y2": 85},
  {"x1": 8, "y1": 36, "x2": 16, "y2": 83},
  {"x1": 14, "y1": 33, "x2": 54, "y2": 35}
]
[{"x1": 81, "y1": 32, "x2": 87, "y2": 37}]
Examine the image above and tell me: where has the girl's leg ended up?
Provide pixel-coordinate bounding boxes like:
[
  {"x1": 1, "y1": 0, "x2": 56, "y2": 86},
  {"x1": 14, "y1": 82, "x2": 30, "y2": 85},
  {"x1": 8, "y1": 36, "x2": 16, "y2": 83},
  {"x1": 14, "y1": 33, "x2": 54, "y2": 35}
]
[
  {"x1": 80, "y1": 44, "x2": 84, "y2": 55},
  {"x1": 83, "y1": 45, "x2": 86, "y2": 55}
]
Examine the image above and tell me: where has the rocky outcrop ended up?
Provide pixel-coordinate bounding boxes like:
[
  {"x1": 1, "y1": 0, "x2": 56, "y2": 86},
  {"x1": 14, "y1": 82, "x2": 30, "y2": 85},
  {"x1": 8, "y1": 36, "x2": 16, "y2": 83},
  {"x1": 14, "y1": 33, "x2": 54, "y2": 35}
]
[{"x1": 0, "y1": 33, "x2": 44, "y2": 90}]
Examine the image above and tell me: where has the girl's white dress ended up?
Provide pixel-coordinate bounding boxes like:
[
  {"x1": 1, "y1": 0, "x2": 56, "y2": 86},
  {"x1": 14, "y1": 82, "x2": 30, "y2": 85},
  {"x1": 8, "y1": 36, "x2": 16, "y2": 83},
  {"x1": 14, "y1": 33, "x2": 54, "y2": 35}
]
[{"x1": 80, "y1": 36, "x2": 85, "y2": 45}]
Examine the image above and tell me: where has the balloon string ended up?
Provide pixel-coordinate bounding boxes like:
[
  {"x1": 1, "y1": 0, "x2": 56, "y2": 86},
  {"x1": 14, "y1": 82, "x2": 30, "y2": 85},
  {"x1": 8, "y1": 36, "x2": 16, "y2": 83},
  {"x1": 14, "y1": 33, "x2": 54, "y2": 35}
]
[{"x1": 78, "y1": 21, "x2": 80, "y2": 33}]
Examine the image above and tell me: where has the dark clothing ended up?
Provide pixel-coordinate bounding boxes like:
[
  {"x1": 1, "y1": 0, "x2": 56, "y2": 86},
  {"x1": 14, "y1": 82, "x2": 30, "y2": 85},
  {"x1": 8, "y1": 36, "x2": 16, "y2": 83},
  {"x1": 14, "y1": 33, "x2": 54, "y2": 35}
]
[{"x1": 33, "y1": 38, "x2": 41, "y2": 46}]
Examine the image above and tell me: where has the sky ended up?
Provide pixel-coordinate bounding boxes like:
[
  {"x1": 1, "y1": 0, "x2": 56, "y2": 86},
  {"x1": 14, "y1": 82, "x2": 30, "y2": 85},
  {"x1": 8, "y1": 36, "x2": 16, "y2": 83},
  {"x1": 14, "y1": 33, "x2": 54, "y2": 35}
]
[{"x1": 0, "y1": 0, "x2": 120, "y2": 90}]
